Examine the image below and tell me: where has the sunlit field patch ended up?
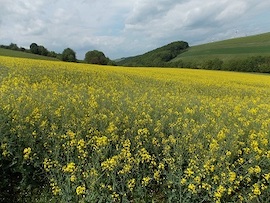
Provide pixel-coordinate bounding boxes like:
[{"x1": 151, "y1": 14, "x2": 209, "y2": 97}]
[{"x1": 0, "y1": 56, "x2": 270, "y2": 202}]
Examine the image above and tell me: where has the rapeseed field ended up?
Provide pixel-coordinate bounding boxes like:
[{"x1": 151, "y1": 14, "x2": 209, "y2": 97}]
[{"x1": 0, "y1": 56, "x2": 270, "y2": 202}]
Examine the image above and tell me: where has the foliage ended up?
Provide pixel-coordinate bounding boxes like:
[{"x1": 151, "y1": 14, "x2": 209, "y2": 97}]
[
  {"x1": 30, "y1": 43, "x2": 39, "y2": 54},
  {"x1": 61, "y1": 48, "x2": 77, "y2": 62},
  {"x1": 169, "y1": 56, "x2": 270, "y2": 73},
  {"x1": 29, "y1": 43, "x2": 49, "y2": 57},
  {"x1": 0, "y1": 56, "x2": 270, "y2": 202},
  {"x1": 9, "y1": 43, "x2": 20, "y2": 51},
  {"x1": 0, "y1": 43, "x2": 20, "y2": 51},
  {"x1": 202, "y1": 58, "x2": 223, "y2": 70},
  {"x1": 222, "y1": 56, "x2": 270, "y2": 73},
  {"x1": 117, "y1": 41, "x2": 189, "y2": 67},
  {"x1": 47, "y1": 51, "x2": 59, "y2": 58},
  {"x1": 38, "y1": 46, "x2": 49, "y2": 56},
  {"x1": 84, "y1": 50, "x2": 109, "y2": 65}
]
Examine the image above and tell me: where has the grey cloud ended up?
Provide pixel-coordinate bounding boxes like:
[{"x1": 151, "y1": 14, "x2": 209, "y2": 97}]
[
  {"x1": 0, "y1": 0, "x2": 270, "y2": 59},
  {"x1": 126, "y1": 0, "x2": 186, "y2": 25}
]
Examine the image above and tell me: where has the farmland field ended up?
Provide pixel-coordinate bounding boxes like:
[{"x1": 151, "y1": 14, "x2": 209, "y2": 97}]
[
  {"x1": 172, "y1": 32, "x2": 270, "y2": 63},
  {"x1": 0, "y1": 56, "x2": 270, "y2": 202},
  {"x1": 0, "y1": 48, "x2": 59, "y2": 61}
]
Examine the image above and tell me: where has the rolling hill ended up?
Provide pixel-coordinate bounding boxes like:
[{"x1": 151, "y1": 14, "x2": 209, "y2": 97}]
[
  {"x1": 116, "y1": 41, "x2": 189, "y2": 67},
  {"x1": 0, "y1": 48, "x2": 59, "y2": 61},
  {"x1": 116, "y1": 32, "x2": 270, "y2": 72},
  {"x1": 171, "y1": 32, "x2": 270, "y2": 63}
]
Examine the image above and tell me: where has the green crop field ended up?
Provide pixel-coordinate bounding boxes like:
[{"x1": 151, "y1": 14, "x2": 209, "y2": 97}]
[
  {"x1": 172, "y1": 32, "x2": 270, "y2": 63},
  {"x1": 0, "y1": 48, "x2": 59, "y2": 61}
]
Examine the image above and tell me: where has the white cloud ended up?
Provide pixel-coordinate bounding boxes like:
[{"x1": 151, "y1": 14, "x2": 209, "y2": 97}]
[{"x1": 0, "y1": 0, "x2": 270, "y2": 59}]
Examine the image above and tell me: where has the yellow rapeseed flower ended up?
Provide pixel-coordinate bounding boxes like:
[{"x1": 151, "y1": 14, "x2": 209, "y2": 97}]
[
  {"x1": 76, "y1": 185, "x2": 86, "y2": 195},
  {"x1": 254, "y1": 165, "x2": 261, "y2": 174},
  {"x1": 263, "y1": 173, "x2": 270, "y2": 181},
  {"x1": 127, "y1": 178, "x2": 136, "y2": 191},
  {"x1": 62, "y1": 162, "x2": 76, "y2": 173},
  {"x1": 180, "y1": 178, "x2": 187, "y2": 185},
  {"x1": 188, "y1": 183, "x2": 196, "y2": 194},
  {"x1": 70, "y1": 175, "x2": 76, "y2": 182},
  {"x1": 23, "y1": 147, "x2": 31, "y2": 160},
  {"x1": 138, "y1": 148, "x2": 151, "y2": 163},
  {"x1": 229, "y1": 171, "x2": 236, "y2": 183},
  {"x1": 214, "y1": 185, "x2": 226, "y2": 199},
  {"x1": 142, "y1": 177, "x2": 151, "y2": 186},
  {"x1": 252, "y1": 183, "x2": 261, "y2": 195},
  {"x1": 101, "y1": 156, "x2": 118, "y2": 171}
]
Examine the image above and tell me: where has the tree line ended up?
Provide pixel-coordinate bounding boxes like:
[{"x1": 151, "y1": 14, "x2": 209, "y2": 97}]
[
  {"x1": 0, "y1": 43, "x2": 114, "y2": 65},
  {"x1": 168, "y1": 56, "x2": 270, "y2": 73}
]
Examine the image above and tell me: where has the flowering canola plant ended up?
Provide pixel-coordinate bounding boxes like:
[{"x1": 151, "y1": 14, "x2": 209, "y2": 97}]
[{"x1": 0, "y1": 56, "x2": 270, "y2": 202}]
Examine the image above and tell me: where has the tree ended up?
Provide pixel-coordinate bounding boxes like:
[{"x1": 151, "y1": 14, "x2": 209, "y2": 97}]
[
  {"x1": 38, "y1": 46, "x2": 49, "y2": 56},
  {"x1": 84, "y1": 50, "x2": 109, "y2": 65},
  {"x1": 62, "y1": 48, "x2": 77, "y2": 62},
  {"x1": 202, "y1": 58, "x2": 223, "y2": 70},
  {"x1": 30, "y1": 43, "x2": 39, "y2": 54},
  {"x1": 8, "y1": 43, "x2": 19, "y2": 50},
  {"x1": 48, "y1": 51, "x2": 58, "y2": 58}
]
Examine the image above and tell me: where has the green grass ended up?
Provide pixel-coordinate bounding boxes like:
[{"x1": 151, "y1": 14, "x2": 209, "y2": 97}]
[
  {"x1": 0, "y1": 48, "x2": 59, "y2": 61},
  {"x1": 172, "y1": 32, "x2": 270, "y2": 63}
]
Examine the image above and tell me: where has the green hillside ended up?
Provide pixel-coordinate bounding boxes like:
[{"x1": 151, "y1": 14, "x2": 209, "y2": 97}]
[
  {"x1": 0, "y1": 48, "x2": 59, "y2": 61},
  {"x1": 116, "y1": 41, "x2": 189, "y2": 67},
  {"x1": 115, "y1": 32, "x2": 270, "y2": 73},
  {"x1": 172, "y1": 32, "x2": 270, "y2": 63}
]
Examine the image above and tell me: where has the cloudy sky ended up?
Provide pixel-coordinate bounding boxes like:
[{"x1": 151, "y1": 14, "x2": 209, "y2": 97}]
[{"x1": 1, "y1": 0, "x2": 270, "y2": 59}]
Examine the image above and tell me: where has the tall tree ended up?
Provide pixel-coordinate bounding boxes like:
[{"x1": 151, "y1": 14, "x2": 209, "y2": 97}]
[
  {"x1": 30, "y1": 43, "x2": 39, "y2": 54},
  {"x1": 84, "y1": 50, "x2": 109, "y2": 65},
  {"x1": 62, "y1": 48, "x2": 77, "y2": 62},
  {"x1": 38, "y1": 46, "x2": 49, "y2": 56},
  {"x1": 8, "y1": 43, "x2": 19, "y2": 50}
]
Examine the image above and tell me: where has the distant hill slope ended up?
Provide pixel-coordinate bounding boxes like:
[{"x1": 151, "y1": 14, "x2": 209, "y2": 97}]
[
  {"x1": 116, "y1": 32, "x2": 270, "y2": 73},
  {"x1": 0, "y1": 48, "x2": 59, "y2": 61},
  {"x1": 171, "y1": 32, "x2": 270, "y2": 63},
  {"x1": 116, "y1": 41, "x2": 189, "y2": 67}
]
